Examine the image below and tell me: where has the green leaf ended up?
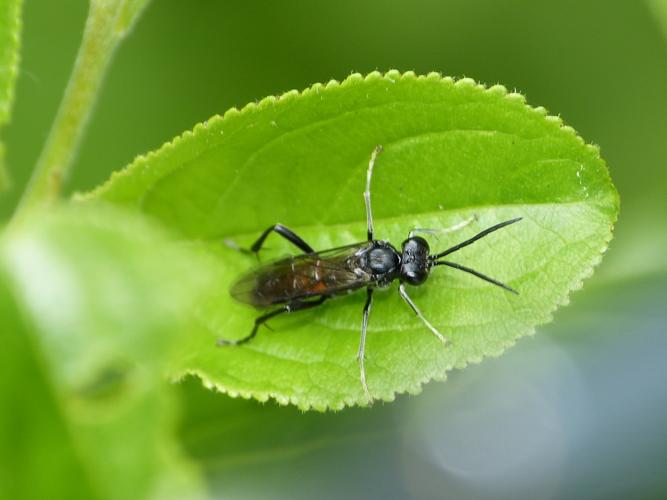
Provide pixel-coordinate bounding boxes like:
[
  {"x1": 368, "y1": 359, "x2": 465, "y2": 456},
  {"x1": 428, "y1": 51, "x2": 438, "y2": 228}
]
[
  {"x1": 0, "y1": 0, "x2": 22, "y2": 190},
  {"x1": 647, "y1": 0, "x2": 667, "y2": 40},
  {"x1": 79, "y1": 71, "x2": 619, "y2": 410},
  {"x1": 0, "y1": 205, "x2": 209, "y2": 500},
  {"x1": 0, "y1": 275, "x2": 96, "y2": 500},
  {"x1": 177, "y1": 376, "x2": 396, "y2": 471}
]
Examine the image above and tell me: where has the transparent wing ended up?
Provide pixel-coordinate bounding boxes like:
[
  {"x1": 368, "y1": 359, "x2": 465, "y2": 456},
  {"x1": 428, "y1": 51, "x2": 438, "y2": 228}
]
[{"x1": 230, "y1": 242, "x2": 373, "y2": 307}]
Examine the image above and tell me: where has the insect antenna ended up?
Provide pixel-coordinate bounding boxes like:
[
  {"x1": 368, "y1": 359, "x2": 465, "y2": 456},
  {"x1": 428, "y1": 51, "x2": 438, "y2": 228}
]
[
  {"x1": 431, "y1": 260, "x2": 518, "y2": 294},
  {"x1": 428, "y1": 217, "x2": 521, "y2": 294},
  {"x1": 429, "y1": 217, "x2": 522, "y2": 260}
]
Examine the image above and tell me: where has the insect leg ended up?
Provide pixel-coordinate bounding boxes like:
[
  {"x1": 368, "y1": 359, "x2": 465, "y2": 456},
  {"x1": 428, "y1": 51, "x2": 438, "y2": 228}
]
[
  {"x1": 224, "y1": 224, "x2": 315, "y2": 257},
  {"x1": 408, "y1": 214, "x2": 478, "y2": 239},
  {"x1": 398, "y1": 283, "x2": 448, "y2": 345},
  {"x1": 216, "y1": 296, "x2": 328, "y2": 346},
  {"x1": 357, "y1": 287, "x2": 374, "y2": 401},
  {"x1": 217, "y1": 308, "x2": 285, "y2": 346},
  {"x1": 364, "y1": 145, "x2": 383, "y2": 241}
]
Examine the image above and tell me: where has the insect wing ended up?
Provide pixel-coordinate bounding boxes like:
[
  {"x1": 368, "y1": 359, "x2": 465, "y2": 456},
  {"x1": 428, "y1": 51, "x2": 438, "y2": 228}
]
[{"x1": 231, "y1": 243, "x2": 373, "y2": 307}]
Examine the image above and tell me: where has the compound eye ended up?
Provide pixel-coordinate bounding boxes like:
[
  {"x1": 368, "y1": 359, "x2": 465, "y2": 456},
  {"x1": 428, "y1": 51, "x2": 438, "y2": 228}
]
[
  {"x1": 402, "y1": 236, "x2": 430, "y2": 255},
  {"x1": 405, "y1": 270, "x2": 428, "y2": 286}
]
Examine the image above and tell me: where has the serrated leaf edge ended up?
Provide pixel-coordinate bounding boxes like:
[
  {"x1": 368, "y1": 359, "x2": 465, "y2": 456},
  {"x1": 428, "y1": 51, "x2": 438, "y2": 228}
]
[
  {"x1": 75, "y1": 69, "x2": 619, "y2": 410},
  {"x1": 175, "y1": 205, "x2": 616, "y2": 412},
  {"x1": 74, "y1": 70, "x2": 615, "y2": 206}
]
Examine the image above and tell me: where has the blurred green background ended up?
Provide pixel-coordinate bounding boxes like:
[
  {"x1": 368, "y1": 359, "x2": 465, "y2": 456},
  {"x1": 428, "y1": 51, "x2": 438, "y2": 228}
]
[{"x1": 4, "y1": 0, "x2": 666, "y2": 498}]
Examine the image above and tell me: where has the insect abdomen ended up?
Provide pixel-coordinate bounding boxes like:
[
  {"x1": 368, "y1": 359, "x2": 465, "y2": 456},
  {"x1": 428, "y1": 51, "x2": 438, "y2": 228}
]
[{"x1": 231, "y1": 252, "x2": 369, "y2": 308}]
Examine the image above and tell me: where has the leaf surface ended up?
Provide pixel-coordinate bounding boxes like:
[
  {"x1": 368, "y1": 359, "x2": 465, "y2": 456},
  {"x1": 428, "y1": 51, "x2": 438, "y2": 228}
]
[
  {"x1": 80, "y1": 71, "x2": 619, "y2": 409},
  {"x1": 1, "y1": 205, "x2": 209, "y2": 499}
]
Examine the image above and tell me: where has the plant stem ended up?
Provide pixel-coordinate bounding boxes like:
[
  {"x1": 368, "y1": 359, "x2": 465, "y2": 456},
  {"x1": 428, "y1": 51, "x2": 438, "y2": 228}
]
[{"x1": 12, "y1": 0, "x2": 149, "y2": 222}]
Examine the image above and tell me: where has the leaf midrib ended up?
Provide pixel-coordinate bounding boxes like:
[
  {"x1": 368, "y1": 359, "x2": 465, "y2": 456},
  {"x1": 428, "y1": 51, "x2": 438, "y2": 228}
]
[{"x1": 200, "y1": 199, "x2": 611, "y2": 242}]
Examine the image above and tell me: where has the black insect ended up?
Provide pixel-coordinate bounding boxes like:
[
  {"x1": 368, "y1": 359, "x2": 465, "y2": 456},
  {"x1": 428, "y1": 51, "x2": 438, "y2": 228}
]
[{"x1": 219, "y1": 145, "x2": 521, "y2": 400}]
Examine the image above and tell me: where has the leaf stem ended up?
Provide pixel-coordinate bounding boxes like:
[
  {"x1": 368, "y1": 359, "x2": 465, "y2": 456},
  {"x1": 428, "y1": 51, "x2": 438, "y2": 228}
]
[{"x1": 12, "y1": 0, "x2": 149, "y2": 222}]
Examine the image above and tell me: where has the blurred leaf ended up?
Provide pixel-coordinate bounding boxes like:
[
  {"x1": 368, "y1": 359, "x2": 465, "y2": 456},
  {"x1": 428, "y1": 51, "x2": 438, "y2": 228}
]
[
  {"x1": 647, "y1": 0, "x2": 667, "y2": 40},
  {"x1": 176, "y1": 273, "x2": 667, "y2": 499},
  {"x1": 0, "y1": 205, "x2": 209, "y2": 500},
  {"x1": 79, "y1": 71, "x2": 619, "y2": 409},
  {"x1": 0, "y1": 0, "x2": 22, "y2": 190},
  {"x1": 177, "y1": 377, "x2": 395, "y2": 470},
  {"x1": 176, "y1": 377, "x2": 401, "y2": 497},
  {"x1": 0, "y1": 275, "x2": 95, "y2": 500}
]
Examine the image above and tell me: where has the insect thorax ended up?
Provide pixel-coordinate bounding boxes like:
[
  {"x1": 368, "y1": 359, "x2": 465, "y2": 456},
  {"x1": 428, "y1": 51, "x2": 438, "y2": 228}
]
[{"x1": 361, "y1": 241, "x2": 401, "y2": 287}]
